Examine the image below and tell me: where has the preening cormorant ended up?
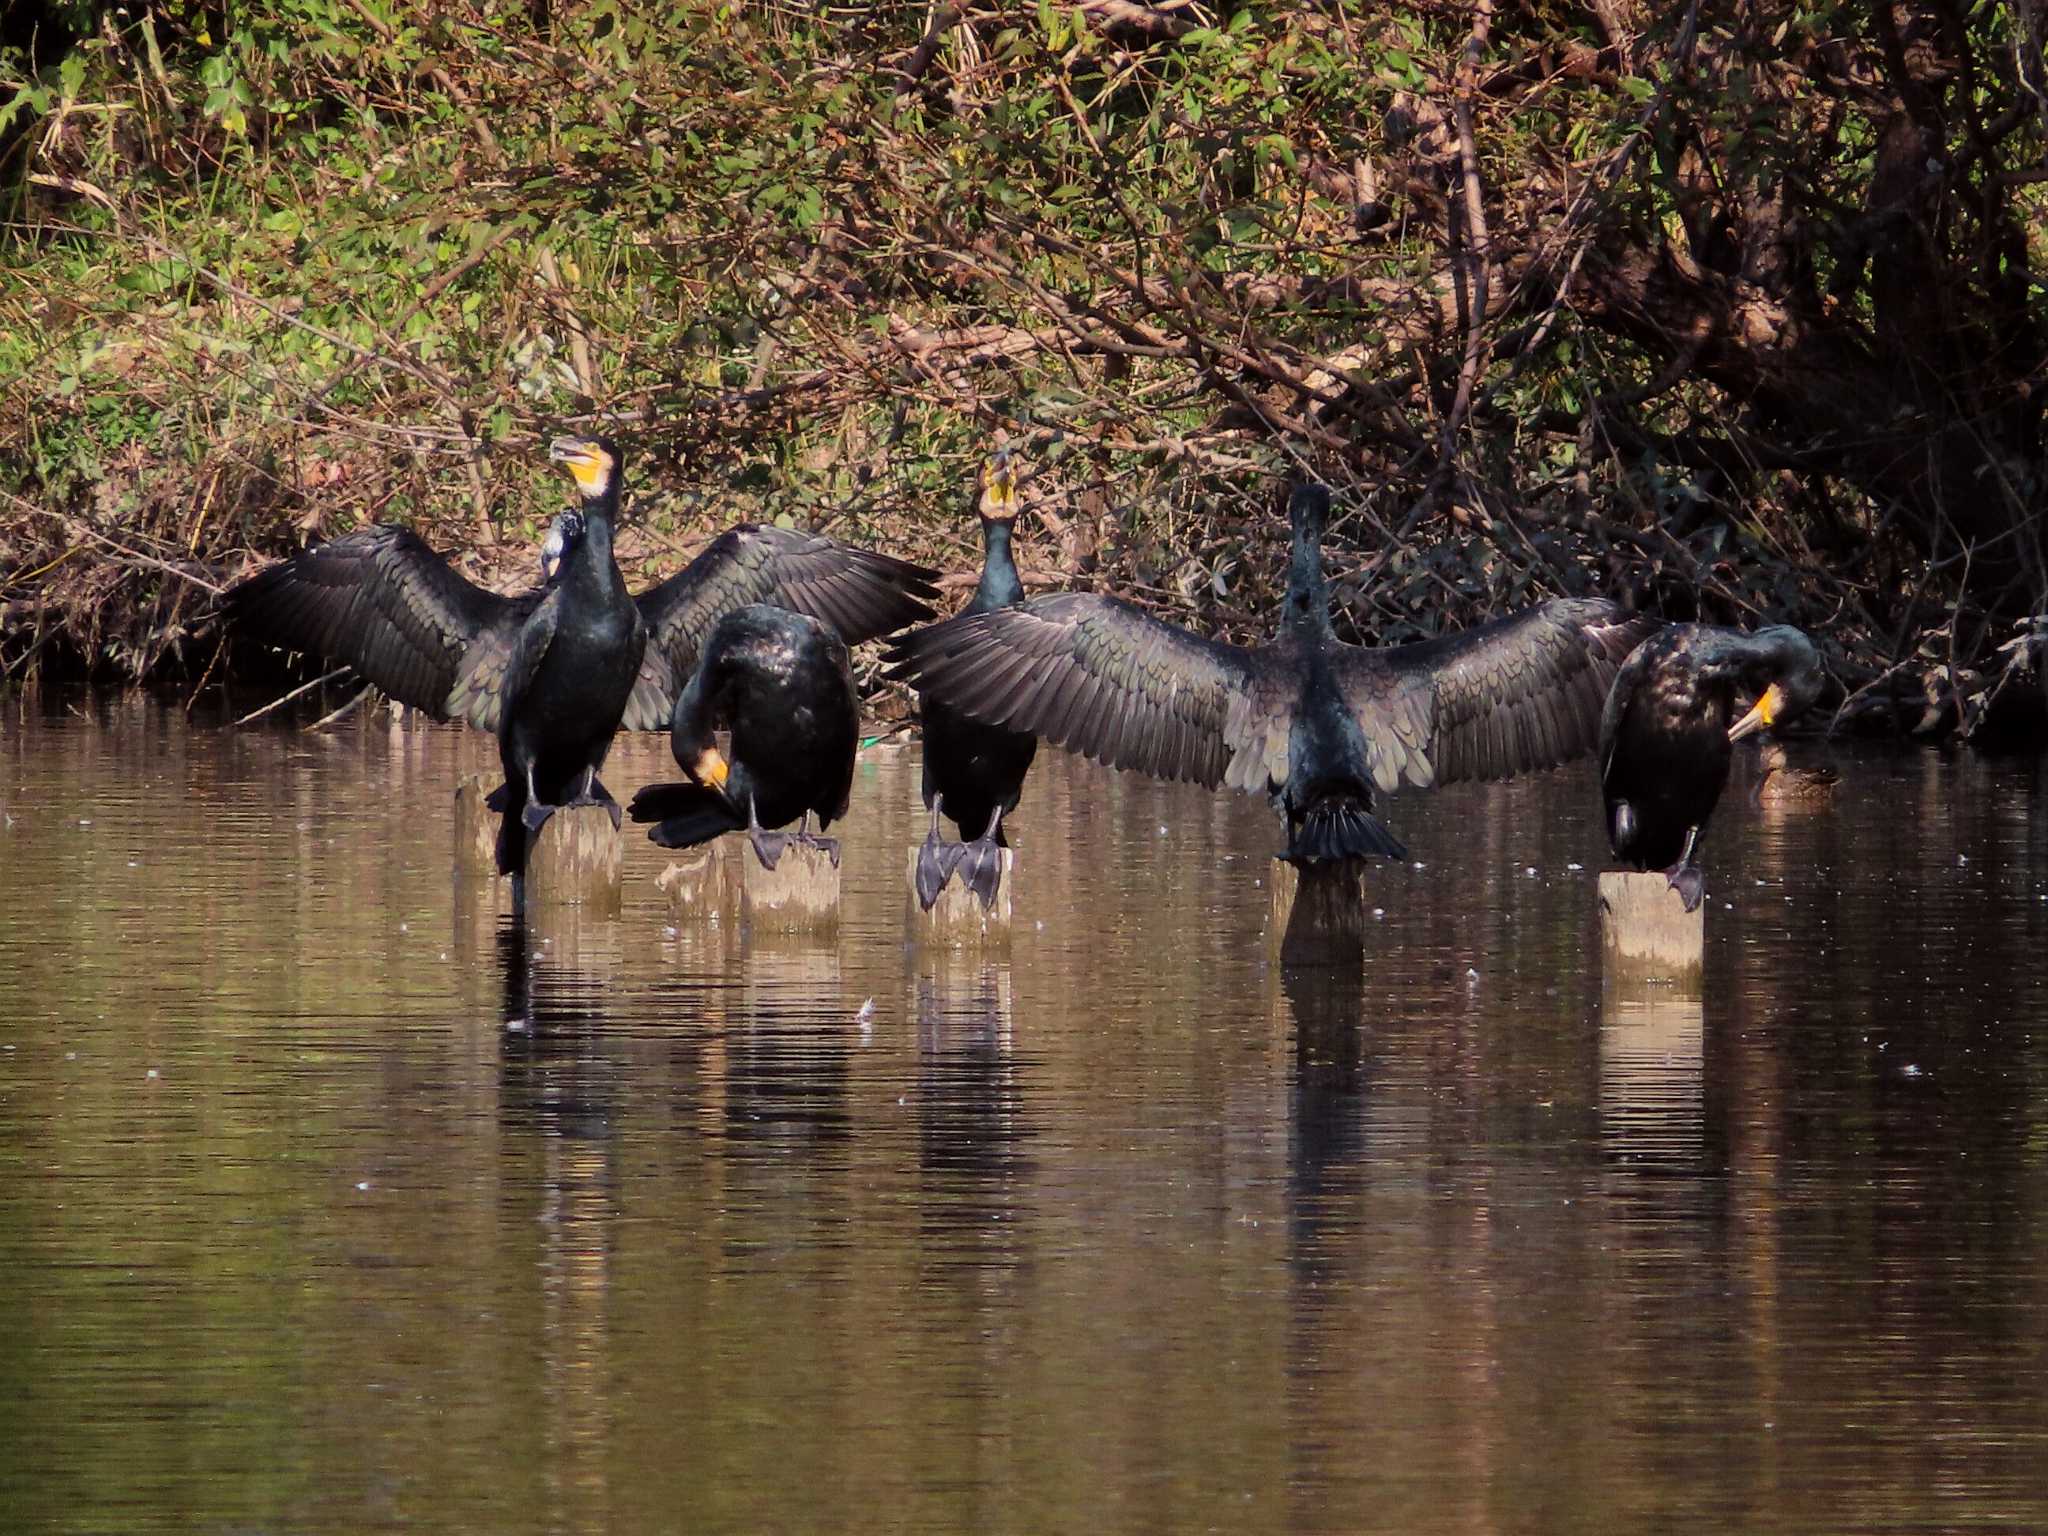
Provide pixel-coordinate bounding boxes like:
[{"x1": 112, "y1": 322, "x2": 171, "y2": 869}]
[
  {"x1": 913, "y1": 448, "x2": 1039, "y2": 911},
  {"x1": 1598, "y1": 623, "x2": 1824, "y2": 910},
  {"x1": 226, "y1": 438, "x2": 938, "y2": 870},
  {"x1": 628, "y1": 604, "x2": 858, "y2": 869},
  {"x1": 889, "y1": 482, "x2": 1655, "y2": 867}
]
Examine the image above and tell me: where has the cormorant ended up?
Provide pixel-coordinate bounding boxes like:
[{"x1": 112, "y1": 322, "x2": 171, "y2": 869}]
[
  {"x1": 226, "y1": 437, "x2": 937, "y2": 870},
  {"x1": 1598, "y1": 623, "x2": 1824, "y2": 910},
  {"x1": 1751, "y1": 737, "x2": 1839, "y2": 806},
  {"x1": 628, "y1": 604, "x2": 857, "y2": 869},
  {"x1": 889, "y1": 482, "x2": 1655, "y2": 868},
  {"x1": 913, "y1": 448, "x2": 1039, "y2": 911}
]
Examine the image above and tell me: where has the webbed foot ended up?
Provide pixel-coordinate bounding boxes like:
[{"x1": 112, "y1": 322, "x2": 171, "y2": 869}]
[
  {"x1": 749, "y1": 826, "x2": 790, "y2": 871},
  {"x1": 563, "y1": 791, "x2": 624, "y2": 832},
  {"x1": 521, "y1": 800, "x2": 557, "y2": 836},
  {"x1": 798, "y1": 831, "x2": 842, "y2": 869},
  {"x1": 1665, "y1": 862, "x2": 1707, "y2": 913},
  {"x1": 955, "y1": 837, "x2": 1005, "y2": 910},
  {"x1": 914, "y1": 829, "x2": 966, "y2": 910}
]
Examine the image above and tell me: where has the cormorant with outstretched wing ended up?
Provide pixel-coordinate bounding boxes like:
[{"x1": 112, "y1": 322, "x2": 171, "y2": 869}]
[
  {"x1": 227, "y1": 437, "x2": 937, "y2": 875},
  {"x1": 888, "y1": 482, "x2": 1656, "y2": 869}
]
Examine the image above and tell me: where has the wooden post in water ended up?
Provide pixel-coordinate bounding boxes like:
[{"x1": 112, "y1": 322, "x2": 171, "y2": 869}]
[
  {"x1": 1598, "y1": 871, "x2": 1704, "y2": 979},
  {"x1": 907, "y1": 847, "x2": 1013, "y2": 946},
  {"x1": 656, "y1": 845, "x2": 733, "y2": 921},
  {"x1": 453, "y1": 773, "x2": 513, "y2": 919},
  {"x1": 454, "y1": 774, "x2": 500, "y2": 879},
  {"x1": 1268, "y1": 858, "x2": 1368, "y2": 968},
  {"x1": 741, "y1": 841, "x2": 840, "y2": 933},
  {"x1": 522, "y1": 804, "x2": 623, "y2": 915}
]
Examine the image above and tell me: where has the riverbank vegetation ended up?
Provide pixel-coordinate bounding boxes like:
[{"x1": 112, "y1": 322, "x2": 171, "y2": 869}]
[{"x1": 3, "y1": 2, "x2": 2043, "y2": 738}]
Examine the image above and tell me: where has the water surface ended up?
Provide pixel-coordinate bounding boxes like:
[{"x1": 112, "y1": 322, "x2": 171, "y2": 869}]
[{"x1": 1, "y1": 694, "x2": 2045, "y2": 1533}]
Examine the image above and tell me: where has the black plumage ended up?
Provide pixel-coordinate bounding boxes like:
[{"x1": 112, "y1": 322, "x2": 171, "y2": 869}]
[
  {"x1": 227, "y1": 441, "x2": 937, "y2": 872},
  {"x1": 1599, "y1": 623, "x2": 1825, "y2": 910},
  {"x1": 889, "y1": 482, "x2": 1656, "y2": 868},
  {"x1": 628, "y1": 604, "x2": 858, "y2": 869},
  {"x1": 914, "y1": 451, "x2": 1040, "y2": 910}
]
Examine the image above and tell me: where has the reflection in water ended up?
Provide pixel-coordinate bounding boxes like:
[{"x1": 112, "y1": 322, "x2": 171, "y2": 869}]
[
  {"x1": 914, "y1": 960, "x2": 1030, "y2": 1276},
  {"x1": 1281, "y1": 967, "x2": 1371, "y2": 1282},
  {"x1": 495, "y1": 920, "x2": 619, "y2": 1536},
  {"x1": 3, "y1": 701, "x2": 2048, "y2": 1534},
  {"x1": 1599, "y1": 977, "x2": 1706, "y2": 1178}
]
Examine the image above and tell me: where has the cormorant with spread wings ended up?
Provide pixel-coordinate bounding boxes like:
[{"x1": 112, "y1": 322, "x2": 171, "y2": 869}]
[
  {"x1": 888, "y1": 482, "x2": 1656, "y2": 868},
  {"x1": 227, "y1": 436, "x2": 937, "y2": 876}
]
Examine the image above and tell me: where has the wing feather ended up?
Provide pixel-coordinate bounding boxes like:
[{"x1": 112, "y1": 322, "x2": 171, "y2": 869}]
[
  {"x1": 631, "y1": 524, "x2": 938, "y2": 727},
  {"x1": 225, "y1": 525, "x2": 527, "y2": 730},
  {"x1": 887, "y1": 593, "x2": 1260, "y2": 789},
  {"x1": 1339, "y1": 598, "x2": 1658, "y2": 789}
]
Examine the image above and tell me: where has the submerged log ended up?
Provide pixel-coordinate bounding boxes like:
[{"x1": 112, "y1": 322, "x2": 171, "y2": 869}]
[
  {"x1": 1268, "y1": 858, "x2": 1368, "y2": 968},
  {"x1": 522, "y1": 803, "x2": 623, "y2": 915},
  {"x1": 741, "y1": 840, "x2": 841, "y2": 933},
  {"x1": 907, "y1": 846, "x2": 1013, "y2": 945},
  {"x1": 1598, "y1": 870, "x2": 1704, "y2": 978}
]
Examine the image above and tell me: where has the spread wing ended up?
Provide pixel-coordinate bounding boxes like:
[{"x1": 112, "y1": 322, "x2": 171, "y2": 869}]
[
  {"x1": 225, "y1": 525, "x2": 533, "y2": 731},
  {"x1": 624, "y1": 524, "x2": 940, "y2": 730},
  {"x1": 1341, "y1": 598, "x2": 1660, "y2": 791},
  {"x1": 885, "y1": 592, "x2": 1265, "y2": 788}
]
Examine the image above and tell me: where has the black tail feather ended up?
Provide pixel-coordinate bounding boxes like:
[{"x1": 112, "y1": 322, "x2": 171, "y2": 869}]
[
  {"x1": 1287, "y1": 797, "x2": 1407, "y2": 864},
  {"x1": 628, "y1": 780, "x2": 743, "y2": 850}
]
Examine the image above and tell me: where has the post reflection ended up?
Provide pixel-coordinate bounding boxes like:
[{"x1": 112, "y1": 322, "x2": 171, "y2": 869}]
[
  {"x1": 913, "y1": 957, "x2": 1030, "y2": 1275},
  {"x1": 723, "y1": 936, "x2": 854, "y2": 1152},
  {"x1": 1280, "y1": 966, "x2": 1372, "y2": 1285},
  {"x1": 493, "y1": 920, "x2": 618, "y2": 1536},
  {"x1": 1597, "y1": 973, "x2": 1706, "y2": 1180}
]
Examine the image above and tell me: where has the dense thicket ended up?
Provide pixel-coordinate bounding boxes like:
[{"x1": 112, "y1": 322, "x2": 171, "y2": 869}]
[{"x1": 3, "y1": 2, "x2": 2043, "y2": 736}]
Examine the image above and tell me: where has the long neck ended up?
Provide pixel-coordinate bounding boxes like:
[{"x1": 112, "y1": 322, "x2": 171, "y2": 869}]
[
  {"x1": 1281, "y1": 518, "x2": 1329, "y2": 639},
  {"x1": 972, "y1": 518, "x2": 1023, "y2": 610},
  {"x1": 568, "y1": 484, "x2": 620, "y2": 588}
]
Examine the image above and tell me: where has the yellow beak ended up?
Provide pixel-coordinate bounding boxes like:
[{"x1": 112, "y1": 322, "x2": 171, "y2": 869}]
[
  {"x1": 1728, "y1": 682, "x2": 1783, "y2": 741},
  {"x1": 690, "y1": 747, "x2": 730, "y2": 790},
  {"x1": 980, "y1": 453, "x2": 1018, "y2": 518},
  {"x1": 549, "y1": 437, "x2": 612, "y2": 497}
]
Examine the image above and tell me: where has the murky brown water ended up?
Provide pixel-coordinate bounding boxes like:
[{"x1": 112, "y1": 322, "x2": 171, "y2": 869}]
[{"x1": 2, "y1": 690, "x2": 2046, "y2": 1534}]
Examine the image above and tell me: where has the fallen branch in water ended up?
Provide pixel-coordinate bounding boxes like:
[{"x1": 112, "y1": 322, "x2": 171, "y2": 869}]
[{"x1": 234, "y1": 667, "x2": 350, "y2": 726}]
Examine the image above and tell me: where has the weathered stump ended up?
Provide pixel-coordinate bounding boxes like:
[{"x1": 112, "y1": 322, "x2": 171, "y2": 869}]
[
  {"x1": 740, "y1": 840, "x2": 841, "y2": 933},
  {"x1": 907, "y1": 846, "x2": 1013, "y2": 946},
  {"x1": 1598, "y1": 870, "x2": 1704, "y2": 979},
  {"x1": 656, "y1": 844, "x2": 734, "y2": 921},
  {"x1": 522, "y1": 804, "x2": 623, "y2": 915},
  {"x1": 1268, "y1": 858, "x2": 1368, "y2": 968},
  {"x1": 454, "y1": 773, "x2": 502, "y2": 878}
]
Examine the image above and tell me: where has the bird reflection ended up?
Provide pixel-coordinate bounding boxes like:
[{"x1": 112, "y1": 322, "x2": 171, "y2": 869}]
[
  {"x1": 1282, "y1": 967, "x2": 1373, "y2": 1284},
  {"x1": 497, "y1": 920, "x2": 622, "y2": 1143},
  {"x1": 492, "y1": 919, "x2": 618, "y2": 1536},
  {"x1": 914, "y1": 961, "x2": 1031, "y2": 1274},
  {"x1": 723, "y1": 940, "x2": 853, "y2": 1150}
]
